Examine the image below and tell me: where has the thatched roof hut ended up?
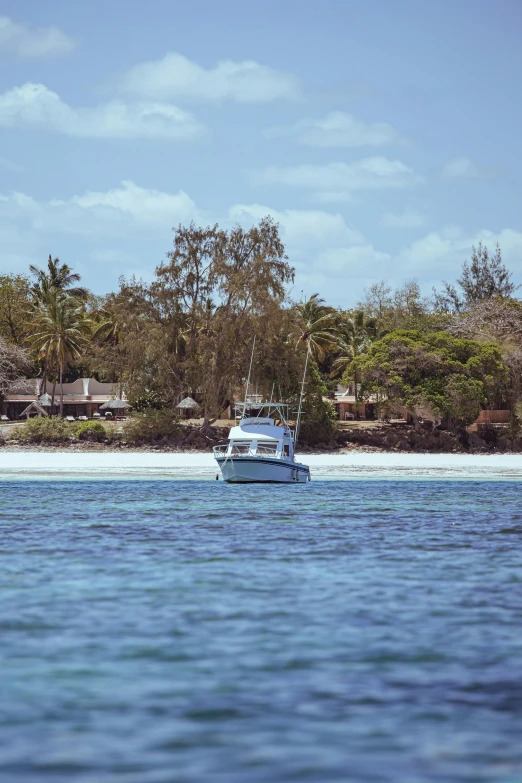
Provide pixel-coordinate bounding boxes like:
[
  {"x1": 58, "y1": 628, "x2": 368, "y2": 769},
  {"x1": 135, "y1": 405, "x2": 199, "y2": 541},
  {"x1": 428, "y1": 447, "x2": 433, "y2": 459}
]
[
  {"x1": 19, "y1": 400, "x2": 48, "y2": 419},
  {"x1": 99, "y1": 398, "x2": 131, "y2": 411},
  {"x1": 176, "y1": 396, "x2": 200, "y2": 410},
  {"x1": 176, "y1": 396, "x2": 200, "y2": 418}
]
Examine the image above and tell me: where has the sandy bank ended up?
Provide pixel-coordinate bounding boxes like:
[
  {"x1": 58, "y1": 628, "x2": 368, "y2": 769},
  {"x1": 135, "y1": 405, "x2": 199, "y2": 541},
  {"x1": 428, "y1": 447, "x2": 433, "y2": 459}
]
[{"x1": 1, "y1": 452, "x2": 522, "y2": 480}]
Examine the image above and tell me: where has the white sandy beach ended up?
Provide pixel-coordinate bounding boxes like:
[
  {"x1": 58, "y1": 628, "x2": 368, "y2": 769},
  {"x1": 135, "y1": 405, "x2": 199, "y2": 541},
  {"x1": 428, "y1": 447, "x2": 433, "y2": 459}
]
[{"x1": 1, "y1": 451, "x2": 522, "y2": 480}]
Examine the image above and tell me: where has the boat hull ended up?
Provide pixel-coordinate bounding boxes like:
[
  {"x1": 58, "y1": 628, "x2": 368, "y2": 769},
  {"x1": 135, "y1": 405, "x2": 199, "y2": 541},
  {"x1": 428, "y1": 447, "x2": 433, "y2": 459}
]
[{"x1": 215, "y1": 456, "x2": 310, "y2": 483}]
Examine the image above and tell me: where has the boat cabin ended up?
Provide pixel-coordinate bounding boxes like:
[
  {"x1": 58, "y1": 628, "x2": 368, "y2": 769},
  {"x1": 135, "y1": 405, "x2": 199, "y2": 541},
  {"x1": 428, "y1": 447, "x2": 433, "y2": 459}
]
[{"x1": 218, "y1": 417, "x2": 295, "y2": 460}]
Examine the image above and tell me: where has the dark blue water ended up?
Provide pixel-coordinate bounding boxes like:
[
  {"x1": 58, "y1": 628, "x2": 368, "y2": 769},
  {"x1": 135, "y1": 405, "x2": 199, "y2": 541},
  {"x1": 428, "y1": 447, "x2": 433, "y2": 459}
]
[{"x1": 1, "y1": 480, "x2": 521, "y2": 782}]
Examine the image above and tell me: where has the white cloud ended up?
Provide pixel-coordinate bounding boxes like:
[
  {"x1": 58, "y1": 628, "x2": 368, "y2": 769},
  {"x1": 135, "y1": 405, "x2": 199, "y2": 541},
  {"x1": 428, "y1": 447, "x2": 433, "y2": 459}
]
[
  {"x1": 0, "y1": 83, "x2": 207, "y2": 140},
  {"x1": 381, "y1": 209, "x2": 425, "y2": 228},
  {"x1": 0, "y1": 180, "x2": 198, "y2": 237},
  {"x1": 228, "y1": 201, "x2": 393, "y2": 302},
  {"x1": 257, "y1": 158, "x2": 421, "y2": 194},
  {"x1": 0, "y1": 15, "x2": 73, "y2": 58},
  {"x1": 397, "y1": 226, "x2": 522, "y2": 282},
  {"x1": 118, "y1": 51, "x2": 300, "y2": 102},
  {"x1": 229, "y1": 202, "x2": 364, "y2": 248},
  {"x1": 265, "y1": 111, "x2": 402, "y2": 147},
  {"x1": 441, "y1": 157, "x2": 480, "y2": 179},
  {"x1": 2, "y1": 178, "x2": 521, "y2": 308},
  {"x1": 67, "y1": 180, "x2": 198, "y2": 228}
]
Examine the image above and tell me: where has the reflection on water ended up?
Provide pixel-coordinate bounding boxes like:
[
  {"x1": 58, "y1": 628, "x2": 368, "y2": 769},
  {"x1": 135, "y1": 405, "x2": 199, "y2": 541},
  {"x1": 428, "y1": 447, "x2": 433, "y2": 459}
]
[{"x1": 0, "y1": 480, "x2": 521, "y2": 782}]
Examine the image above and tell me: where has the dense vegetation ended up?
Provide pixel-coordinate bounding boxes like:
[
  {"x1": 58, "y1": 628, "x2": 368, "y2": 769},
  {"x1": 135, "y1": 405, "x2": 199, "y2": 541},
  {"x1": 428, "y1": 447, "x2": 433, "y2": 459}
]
[{"x1": 0, "y1": 218, "x2": 521, "y2": 446}]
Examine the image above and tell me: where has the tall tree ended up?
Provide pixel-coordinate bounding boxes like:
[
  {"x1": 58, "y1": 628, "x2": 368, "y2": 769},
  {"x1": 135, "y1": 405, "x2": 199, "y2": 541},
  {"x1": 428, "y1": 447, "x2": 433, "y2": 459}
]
[
  {"x1": 0, "y1": 338, "x2": 30, "y2": 409},
  {"x1": 296, "y1": 361, "x2": 337, "y2": 446},
  {"x1": 29, "y1": 295, "x2": 91, "y2": 415},
  {"x1": 449, "y1": 296, "x2": 522, "y2": 423},
  {"x1": 28, "y1": 256, "x2": 89, "y2": 391},
  {"x1": 350, "y1": 330, "x2": 507, "y2": 430},
  {"x1": 0, "y1": 274, "x2": 32, "y2": 345},
  {"x1": 293, "y1": 293, "x2": 339, "y2": 362},
  {"x1": 153, "y1": 218, "x2": 295, "y2": 429},
  {"x1": 30, "y1": 255, "x2": 88, "y2": 303},
  {"x1": 434, "y1": 242, "x2": 517, "y2": 313},
  {"x1": 358, "y1": 278, "x2": 434, "y2": 332},
  {"x1": 331, "y1": 311, "x2": 383, "y2": 408},
  {"x1": 155, "y1": 222, "x2": 223, "y2": 364}
]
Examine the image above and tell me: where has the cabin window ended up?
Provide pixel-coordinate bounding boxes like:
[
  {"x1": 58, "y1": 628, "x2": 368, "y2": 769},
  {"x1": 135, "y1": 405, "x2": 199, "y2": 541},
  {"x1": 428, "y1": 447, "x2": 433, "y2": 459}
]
[
  {"x1": 231, "y1": 442, "x2": 250, "y2": 455},
  {"x1": 256, "y1": 443, "x2": 277, "y2": 456},
  {"x1": 283, "y1": 445, "x2": 290, "y2": 456}
]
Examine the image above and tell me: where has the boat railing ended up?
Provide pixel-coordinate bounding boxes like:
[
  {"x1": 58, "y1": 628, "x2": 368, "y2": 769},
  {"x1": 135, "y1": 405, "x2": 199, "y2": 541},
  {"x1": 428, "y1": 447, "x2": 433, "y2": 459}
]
[{"x1": 213, "y1": 444, "x2": 290, "y2": 460}]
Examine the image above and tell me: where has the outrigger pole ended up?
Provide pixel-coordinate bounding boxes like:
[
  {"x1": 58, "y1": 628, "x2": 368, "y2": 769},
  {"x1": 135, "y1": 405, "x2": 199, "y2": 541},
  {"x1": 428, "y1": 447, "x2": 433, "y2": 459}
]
[{"x1": 294, "y1": 343, "x2": 310, "y2": 445}]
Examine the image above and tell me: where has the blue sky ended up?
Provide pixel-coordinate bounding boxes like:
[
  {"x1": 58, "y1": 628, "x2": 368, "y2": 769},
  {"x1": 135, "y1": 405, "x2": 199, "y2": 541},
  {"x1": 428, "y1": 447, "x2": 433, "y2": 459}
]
[{"x1": 0, "y1": 0, "x2": 521, "y2": 306}]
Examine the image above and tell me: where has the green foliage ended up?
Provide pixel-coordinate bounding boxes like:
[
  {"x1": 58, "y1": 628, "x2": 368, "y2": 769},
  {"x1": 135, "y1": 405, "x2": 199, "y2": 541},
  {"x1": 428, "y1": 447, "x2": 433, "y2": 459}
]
[
  {"x1": 499, "y1": 402, "x2": 522, "y2": 447},
  {"x1": 357, "y1": 279, "x2": 436, "y2": 333},
  {"x1": 0, "y1": 338, "x2": 30, "y2": 401},
  {"x1": 131, "y1": 389, "x2": 165, "y2": 412},
  {"x1": 434, "y1": 242, "x2": 517, "y2": 312},
  {"x1": 10, "y1": 416, "x2": 112, "y2": 444},
  {"x1": 298, "y1": 361, "x2": 338, "y2": 445},
  {"x1": 30, "y1": 255, "x2": 88, "y2": 303},
  {"x1": 444, "y1": 375, "x2": 485, "y2": 426},
  {"x1": 14, "y1": 416, "x2": 71, "y2": 443},
  {"x1": 4, "y1": 229, "x2": 522, "y2": 450},
  {"x1": 331, "y1": 309, "x2": 384, "y2": 386},
  {"x1": 122, "y1": 409, "x2": 183, "y2": 444},
  {"x1": 294, "y1": 293, "x2": 339, "y2": 362},
  {"x1": 73, "y1": 420, "x2": 107, "y2": 441},
  {"x1": 350, "y1": 330, "x2": 507, "y2": 429},
  {"x1": 0, "y1": 274, "x2": 32, "y2": 345}
]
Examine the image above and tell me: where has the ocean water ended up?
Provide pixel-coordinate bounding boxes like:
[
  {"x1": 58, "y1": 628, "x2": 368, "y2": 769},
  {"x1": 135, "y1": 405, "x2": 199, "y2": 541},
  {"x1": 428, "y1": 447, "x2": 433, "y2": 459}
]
[{"x1": 1, "y1": 479, "x2": 521, "y2": 783}]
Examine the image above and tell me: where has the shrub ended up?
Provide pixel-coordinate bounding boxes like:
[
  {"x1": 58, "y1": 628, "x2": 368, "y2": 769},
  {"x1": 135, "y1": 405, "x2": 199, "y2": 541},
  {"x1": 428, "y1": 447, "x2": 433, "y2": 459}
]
[
  {"x1": 297, "y1": 362, "x2": 338, "y2": 446},
  {"x1": 131, "y1": 389, "x2": 165, "y2": 412},
  {"x1": 14, "y1": 416, "x2": 71, "y2": 443},
  {"x1": 73, "y1": 420, "x2": 107, "y2": 441},
  {"x1": 122, "y1": 409, "x2": 182, "y2": 444}
]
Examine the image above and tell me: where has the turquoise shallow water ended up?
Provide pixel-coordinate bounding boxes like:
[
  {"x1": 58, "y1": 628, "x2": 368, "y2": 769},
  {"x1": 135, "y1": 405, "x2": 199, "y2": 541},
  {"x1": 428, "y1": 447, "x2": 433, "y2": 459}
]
[{"x1": 1, "y1": 480, "x2": 521, "y2": 782}]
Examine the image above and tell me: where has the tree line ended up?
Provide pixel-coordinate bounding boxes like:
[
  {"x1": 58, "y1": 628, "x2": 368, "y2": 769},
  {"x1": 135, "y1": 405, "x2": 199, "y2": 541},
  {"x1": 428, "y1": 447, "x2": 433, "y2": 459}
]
[{"x1": 0, "y1": 218, "x2": 520, "y2": 443}]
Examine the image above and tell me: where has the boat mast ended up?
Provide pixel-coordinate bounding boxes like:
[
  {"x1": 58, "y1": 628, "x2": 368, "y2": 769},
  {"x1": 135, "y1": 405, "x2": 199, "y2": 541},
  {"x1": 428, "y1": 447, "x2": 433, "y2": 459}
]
[
  {"x1": 242, "y1": 336, "x2": 256, "y2": 420},
  {"x1": 294, "y1": 343, "x2": 310, "y2": 445}
]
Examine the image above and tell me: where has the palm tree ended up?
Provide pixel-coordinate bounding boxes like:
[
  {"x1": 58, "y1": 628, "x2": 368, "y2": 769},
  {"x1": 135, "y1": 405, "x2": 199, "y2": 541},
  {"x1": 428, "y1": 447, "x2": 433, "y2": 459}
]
[
  {"x1": 93, "y1": 308, "x2": 121, "y2": 344},
  {"x1": 294, "y1": 293, "x2": 339, "y2": 361},
  {"x1": 331, "y1": 311, "x2": 385, "y2": 408},
  {"x1": 29, "y1": 256, "x2": 88, "y2": 394},
  {"x1": 28, "y1": 294, "x2": 91, "y2": 416},
  {"x1": 30, "y1": 255, "x2": 88, "y2": 303}
]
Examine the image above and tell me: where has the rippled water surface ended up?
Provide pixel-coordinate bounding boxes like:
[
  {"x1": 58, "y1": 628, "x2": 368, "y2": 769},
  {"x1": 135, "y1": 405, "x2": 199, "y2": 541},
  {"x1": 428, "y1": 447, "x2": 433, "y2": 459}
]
[{"x1": 1, "y1": 480, "x2": 521, "y2": 782}]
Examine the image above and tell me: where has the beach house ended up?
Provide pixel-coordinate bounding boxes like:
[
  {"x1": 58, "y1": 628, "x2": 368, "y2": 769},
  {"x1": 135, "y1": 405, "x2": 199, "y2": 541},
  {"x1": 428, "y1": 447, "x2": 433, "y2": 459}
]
[
  {"x1": 332, "y1": 385, "x2": 380, "y2": 420},
  {"x1": 2, "y1": 378, "x2": 119, "y2": 420}
]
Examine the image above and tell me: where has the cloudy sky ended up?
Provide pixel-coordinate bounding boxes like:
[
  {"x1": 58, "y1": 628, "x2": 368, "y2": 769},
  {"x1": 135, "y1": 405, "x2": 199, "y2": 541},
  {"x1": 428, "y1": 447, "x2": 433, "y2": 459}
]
[{"x1": 0, "y1": 0, "x2": 520, "y2": 306}]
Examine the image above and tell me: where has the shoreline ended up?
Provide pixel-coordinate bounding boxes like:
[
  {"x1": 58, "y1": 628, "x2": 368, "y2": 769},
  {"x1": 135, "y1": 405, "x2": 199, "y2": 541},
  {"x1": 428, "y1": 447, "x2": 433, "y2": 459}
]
[
  {"x1": 2, "y1": 451, "x2": 522, "y2": 481},
  {"x1": 1, "y1": 443, "x2": 521, "y2": 456}
]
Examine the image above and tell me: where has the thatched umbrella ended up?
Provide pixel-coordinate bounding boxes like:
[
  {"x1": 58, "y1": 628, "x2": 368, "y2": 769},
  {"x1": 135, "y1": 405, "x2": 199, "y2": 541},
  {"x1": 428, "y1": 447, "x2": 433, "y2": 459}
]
[
  {"x1": 176, "y1": 396, "x2": 200, "y2": 418},
  {"x1": 99, "y1": 398, "x2": 131, "y2": 412}
]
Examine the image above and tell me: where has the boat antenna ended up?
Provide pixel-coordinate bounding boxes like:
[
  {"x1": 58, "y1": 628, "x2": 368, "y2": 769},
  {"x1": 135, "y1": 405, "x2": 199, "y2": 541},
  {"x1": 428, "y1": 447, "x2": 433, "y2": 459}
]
[
  {"x1": 242, "y1": 336, "x2": 256, "y2": 420},
  {"x1": 295, "y1": 343, "x2": 310, "y2": 445}
]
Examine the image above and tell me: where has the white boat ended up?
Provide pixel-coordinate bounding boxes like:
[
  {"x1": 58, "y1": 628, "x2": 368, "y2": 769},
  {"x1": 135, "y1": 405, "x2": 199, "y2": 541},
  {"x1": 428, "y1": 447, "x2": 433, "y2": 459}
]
[{"x1": 213, "y1": 403, "x2": 311, "y2": 484}]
